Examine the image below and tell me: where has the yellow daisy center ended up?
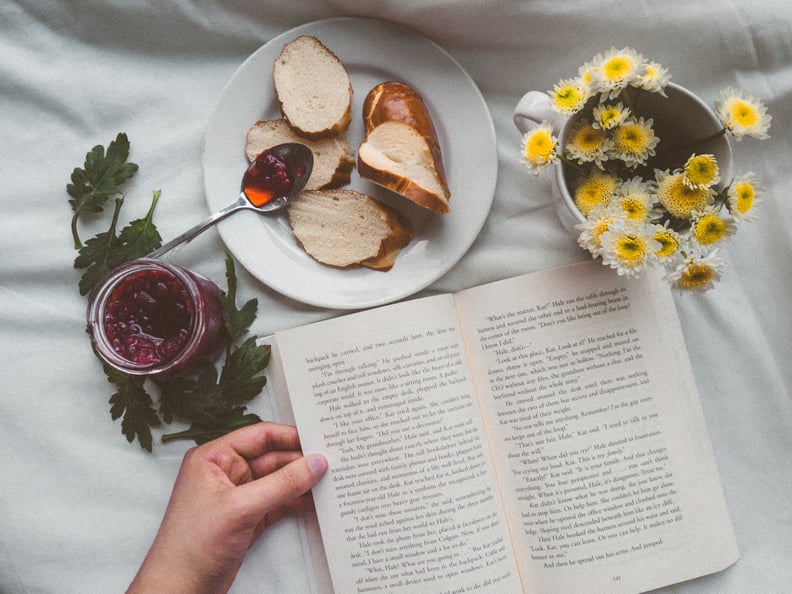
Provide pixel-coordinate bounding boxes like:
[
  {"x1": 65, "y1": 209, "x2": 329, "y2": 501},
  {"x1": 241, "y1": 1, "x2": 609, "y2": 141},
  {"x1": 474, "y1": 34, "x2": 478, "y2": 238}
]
[
  {"x1": 657, "y1": 173, "x2": 712, "y2": 218},
  {"x1": 685, "y1": 155, "x2": 719, "y2": 187},
  {"x1": 693, "y1": 214, "x2": 726, "y2": 244},
  {"x1": 654, "y1": 231, "x2": 679, "y2": 258},
  {"x1": 592, "y1": 217, "x2": 616, "y2": 248},
  {"x1": 678, "y1": 263, "x2": 716, "y2": 290},
  {"x1": 643, "y1": 64, "x2": 659, "y2": 81},
  {"x1": 734, "y1": 181, "x2": 755, "y2": 213},
  {"x1": 574, "y1": 173, "x2": 617, "y2": 216},
  {"x1": 602, "y1": 56, "x2": 632, "y2": 82},
  {"x1": 571, "y1": 124, "x2": 605, "y2": 152},
  {"x1": 729, "y1": 100, "x2": 759, "y2": 128},
  {"x1": 619, "y1": 196, "x2": 648, "y2": 221},
  {"x1": 525, "y1": 129, "x2": 555, "y2": 163},
  {"x1": 613, "y1": 234, "x2": 648, "y2": 265},
  {"x1": 555, "y1": 86, "x2": 585, "y2": 111},
  {"x1": 600, "y1": 108, "x2": 620, "y2": 127},
  {"x1": 613, "y1": 124, "x2": 650, "y2": 156}
]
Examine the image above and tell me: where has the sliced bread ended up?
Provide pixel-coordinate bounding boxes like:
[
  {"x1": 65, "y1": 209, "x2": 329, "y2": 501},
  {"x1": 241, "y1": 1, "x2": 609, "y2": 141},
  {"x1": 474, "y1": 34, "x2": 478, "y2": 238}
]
[
  {"x1": 273, "y1": 35, "x2": 352, "y2": 139},
  {"x1": 245, "y1": 119, "x2": 354, "y2": 190},
  {"x1": 288, "y1": 189, "x2": 412, "y2": 270},
  {"x1": 358, "y1": 81, "x2": 450, "y2": 214}
]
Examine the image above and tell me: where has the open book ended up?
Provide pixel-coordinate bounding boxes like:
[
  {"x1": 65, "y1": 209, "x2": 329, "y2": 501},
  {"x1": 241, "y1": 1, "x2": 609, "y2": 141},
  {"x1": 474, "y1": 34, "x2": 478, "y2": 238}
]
[{"x1": 269, "y1": 260, "x2": 738, "y2": 594}]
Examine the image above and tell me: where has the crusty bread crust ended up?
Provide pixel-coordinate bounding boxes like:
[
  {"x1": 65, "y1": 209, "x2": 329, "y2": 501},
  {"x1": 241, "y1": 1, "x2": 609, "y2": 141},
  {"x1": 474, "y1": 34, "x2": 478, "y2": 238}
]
[
  {"x1": 360, "y1": 210, "x2": 413, "y2": 270},
  {"x1": 273, "y1": 35, "x2": 353, "y2": 139},
  {"x1": 359, "y1": 81, "x2": 450, "y2": 214},
  {"x1": 245, "y1": 119, "x2": 354, "y2": 190}
]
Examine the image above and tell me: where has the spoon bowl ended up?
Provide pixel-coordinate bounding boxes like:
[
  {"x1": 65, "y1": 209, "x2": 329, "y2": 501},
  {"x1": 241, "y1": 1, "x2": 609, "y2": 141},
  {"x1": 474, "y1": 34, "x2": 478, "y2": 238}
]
[{"x1": 148, "y1": 143, "x2": 313, "y2": 259}]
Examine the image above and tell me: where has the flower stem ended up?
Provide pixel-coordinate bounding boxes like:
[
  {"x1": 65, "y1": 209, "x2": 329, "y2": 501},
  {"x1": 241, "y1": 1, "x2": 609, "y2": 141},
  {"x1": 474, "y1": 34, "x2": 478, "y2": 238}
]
[
  {"x1": 558, "y1": 153, "x2": 584, "y2": 171},
  {"x1": 673, "y1": 127, "x2": 727, "y2": 152},
  {"x1": 623, "y1": 87, "x2": 639, "y2": 117}
]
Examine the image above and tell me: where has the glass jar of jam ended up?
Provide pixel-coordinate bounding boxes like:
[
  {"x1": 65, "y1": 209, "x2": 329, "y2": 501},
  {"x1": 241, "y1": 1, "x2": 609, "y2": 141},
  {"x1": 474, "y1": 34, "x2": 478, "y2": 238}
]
[{"x1": 87, "y1": 258, "x2": 226, "y2": 375}]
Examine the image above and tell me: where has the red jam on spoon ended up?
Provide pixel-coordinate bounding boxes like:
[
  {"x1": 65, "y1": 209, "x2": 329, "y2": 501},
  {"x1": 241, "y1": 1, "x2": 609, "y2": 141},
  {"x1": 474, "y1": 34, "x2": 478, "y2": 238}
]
[
  {"x1": 88, "y1": 259, "x2": 225, "y2": 374},
  {"x1": 243, "y1": 151, "x2": 294, "y2": 208}
]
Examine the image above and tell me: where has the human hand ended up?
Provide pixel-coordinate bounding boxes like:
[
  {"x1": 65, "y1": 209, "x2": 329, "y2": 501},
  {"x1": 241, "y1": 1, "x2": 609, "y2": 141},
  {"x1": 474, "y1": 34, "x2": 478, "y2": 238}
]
[{"x1": 127, "y1": 422, "x2": 328, "y2": 594}]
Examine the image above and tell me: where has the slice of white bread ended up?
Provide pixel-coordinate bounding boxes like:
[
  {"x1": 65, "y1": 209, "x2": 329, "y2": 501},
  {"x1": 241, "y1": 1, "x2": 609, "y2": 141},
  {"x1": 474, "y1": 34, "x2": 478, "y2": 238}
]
[
  {"x1": 359, "y1": 121, "x2": 450, "y2": 214},
  {"x1": 245, "y1": 119, "x2": 354, "y2": 190},
  {"x1": 273, "y1": 35, "x2": 352, "y2": 139},
  {"x1": 288, "y1": 189, "x2": 412, "y2": 270},
  {"x1": 358, "y1": 81, "x2": 450, "y2": 214}
]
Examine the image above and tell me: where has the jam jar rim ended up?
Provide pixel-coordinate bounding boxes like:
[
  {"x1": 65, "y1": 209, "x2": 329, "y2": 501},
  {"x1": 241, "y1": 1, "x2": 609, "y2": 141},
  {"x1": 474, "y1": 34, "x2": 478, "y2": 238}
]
[{"x1": 86, "y1": 258, "x2": 210, "y2": 375}]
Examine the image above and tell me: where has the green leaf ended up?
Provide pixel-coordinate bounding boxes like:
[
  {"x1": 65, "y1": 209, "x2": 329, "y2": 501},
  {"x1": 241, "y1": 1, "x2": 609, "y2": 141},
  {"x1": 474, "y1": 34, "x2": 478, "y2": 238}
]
[
  {"x1": 117, "y1": 190, "x2": 162, "y2": 260},
  {"x1": 74, "y1": 191, "x2": 162, "y2": 296},
  {"x1": 67, "y1": 132, "x2": 138, "y2": 248},
  {"x1": 218, "y1": 337, "x2": 270, "y2": 405},
  {"x1": 155, "y1": 339, "x2": 269, "y2": 442},
  {"x1": 74, "y1": 198, "x2": 127, "y2": 295},
  {"x1": 161, "y1": 411, "x2": 262, "y2": 445},
  {"x1": 221, "y1": 255, "x2": 258, "y2": 346},
  {"x1": 157, "y1": 339, "x2": 269, "y2": 424},
  {"x1": 157, "y1": 364, "x2": 220, "y2": 426},
  {"x1": 102, "y1": 363, "x2": 161, "y2": 452}
]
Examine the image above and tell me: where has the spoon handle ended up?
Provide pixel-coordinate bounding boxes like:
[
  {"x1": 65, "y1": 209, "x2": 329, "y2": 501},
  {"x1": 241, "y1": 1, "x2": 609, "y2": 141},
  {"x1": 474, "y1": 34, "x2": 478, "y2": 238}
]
[{"x1": 147, "y1": 196, "x2": 248, "y2": 259}]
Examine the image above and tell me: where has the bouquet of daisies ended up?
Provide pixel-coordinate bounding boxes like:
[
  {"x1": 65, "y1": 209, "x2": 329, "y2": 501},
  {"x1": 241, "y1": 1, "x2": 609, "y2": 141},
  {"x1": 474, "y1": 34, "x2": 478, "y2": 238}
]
[{"x1": 520, "y1": 47, "x2": 771, "y2": 292}]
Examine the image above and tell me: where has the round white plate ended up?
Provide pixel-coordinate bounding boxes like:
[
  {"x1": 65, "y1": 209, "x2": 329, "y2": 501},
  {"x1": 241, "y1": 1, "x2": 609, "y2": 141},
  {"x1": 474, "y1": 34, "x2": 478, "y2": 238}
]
[{"x1": 203, "y1": 17, "x2": 497, "y2": 309}]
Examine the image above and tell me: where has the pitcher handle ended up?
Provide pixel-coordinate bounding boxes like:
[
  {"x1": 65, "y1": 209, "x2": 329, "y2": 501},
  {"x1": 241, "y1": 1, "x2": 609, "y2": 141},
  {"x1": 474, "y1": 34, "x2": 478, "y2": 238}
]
[{"x1": 513, "y1": 91, "x2": 567, "y2": 134}]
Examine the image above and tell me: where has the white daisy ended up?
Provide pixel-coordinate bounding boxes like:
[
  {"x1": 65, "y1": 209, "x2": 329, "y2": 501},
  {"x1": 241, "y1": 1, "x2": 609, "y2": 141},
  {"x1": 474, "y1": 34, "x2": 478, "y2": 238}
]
[
  {"x1": 655, "y1": 168, "x2": 714, "y2": 219},
  {"x1": 565, "y1": 119, "x2": 612, "y2": 169},
  {"x1": 613, "y1": 176, "x2": 656, "y2": 223},
  {"x1": 608, "y1": 117, "x2": 660, "y2": 168},
  {"x1": 598, "y1": 218, "x2": 660, "y2": 278},
  {"x1": 574, "y1": 170, "x2": 620, "y2": 216},
  {"x1": 650, "y1": 222, "x2": 684, "y2": 264},
  {"x1": 682, "y1": 153, "x2": 720, "y2": 190},
  {"x1": 664, "y1": 249, "x2": 726, "y2": 292},
  {"x1": 637, "y1": 61, "x2": 671, "y2": 95},
  {"x1": 547, "y1": 78, "x2": 589, "y2": 115},
  {"x1": 689, "y1": 205, "x2": 736, "y2": 247},
  {"x1": 592, "y1": 101, "x2": 630, "y2": 130},
  {"x1": 520, "y1": 122, "x2": 558, "y2": 175},
  {"x1": 716, "y1": 87, "x2": 772, "y2": 140},
  {"x1": 590, "y1": 47, "x2": 645, "y2": 100},
  {"x1": 726, "y1": 172, "x2": 763, "y2": 222},
  {"x1": 575, "y1": 204, "x2": 627, "y2": 256}
]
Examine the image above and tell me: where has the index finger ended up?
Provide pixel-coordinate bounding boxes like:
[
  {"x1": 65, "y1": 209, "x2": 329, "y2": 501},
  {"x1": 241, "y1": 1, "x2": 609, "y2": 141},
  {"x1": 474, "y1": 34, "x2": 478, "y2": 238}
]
[{"x1": 209, "y1": 422, "x2": 302, "y2": 459}]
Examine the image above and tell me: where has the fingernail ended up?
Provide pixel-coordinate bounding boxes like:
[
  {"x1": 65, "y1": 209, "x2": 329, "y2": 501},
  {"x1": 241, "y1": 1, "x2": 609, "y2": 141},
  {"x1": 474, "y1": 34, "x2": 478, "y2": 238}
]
[{"x1": 307, "y1": 454, "x2": 328, "y2": 478}]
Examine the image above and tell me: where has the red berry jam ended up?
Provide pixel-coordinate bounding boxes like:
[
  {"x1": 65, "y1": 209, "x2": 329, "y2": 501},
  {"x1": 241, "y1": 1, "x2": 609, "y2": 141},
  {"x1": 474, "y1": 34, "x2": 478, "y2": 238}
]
[
  {"x1": 88, "y1": 259, "x2": 225, "y2": 375},
  {"x1": 243, "y1": 151, "x2": 293, "y2": 207}
]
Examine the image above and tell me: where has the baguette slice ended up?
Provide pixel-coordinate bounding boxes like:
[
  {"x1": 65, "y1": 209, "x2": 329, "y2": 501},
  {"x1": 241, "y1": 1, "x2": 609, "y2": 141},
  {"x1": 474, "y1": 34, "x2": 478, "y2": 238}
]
[
  {"x1": 358, "y1": 81, "x2": 450, "y2": 214},
  {"x1": 245, "y1": 119, "x2": 354, "y2": 190},
  {"x1": 288, "y1": 189, "x2": 412, "y2": 270},
  {"x1": 273, "y1": 35, "x2": 352, "y2": 139}
]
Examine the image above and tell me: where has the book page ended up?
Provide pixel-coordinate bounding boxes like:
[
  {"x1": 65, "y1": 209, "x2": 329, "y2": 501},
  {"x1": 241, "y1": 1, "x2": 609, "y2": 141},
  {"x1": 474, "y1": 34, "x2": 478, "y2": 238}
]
[
  {"x1": 268, "y1": 347, "x2": 335, "y2": 594},
  {"x1": 454, "y1": 261, "x2": 738, "y2": 593},
  {"x1": 274, "y1": 295, "x2": 523, "y2": 594}
]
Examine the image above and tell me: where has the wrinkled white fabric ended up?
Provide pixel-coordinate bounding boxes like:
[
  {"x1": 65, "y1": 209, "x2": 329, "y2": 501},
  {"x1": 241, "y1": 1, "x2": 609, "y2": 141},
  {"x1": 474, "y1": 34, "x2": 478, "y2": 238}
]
[{"x1": 1, "y1": 1, "x2": 790, "y2": 592}]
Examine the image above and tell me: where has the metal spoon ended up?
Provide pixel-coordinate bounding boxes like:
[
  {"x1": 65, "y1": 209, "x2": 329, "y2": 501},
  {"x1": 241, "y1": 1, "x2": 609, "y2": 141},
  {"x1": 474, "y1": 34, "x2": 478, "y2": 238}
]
[{"x1": 148, "y1": 142, "x2": 313, "y2": 259}]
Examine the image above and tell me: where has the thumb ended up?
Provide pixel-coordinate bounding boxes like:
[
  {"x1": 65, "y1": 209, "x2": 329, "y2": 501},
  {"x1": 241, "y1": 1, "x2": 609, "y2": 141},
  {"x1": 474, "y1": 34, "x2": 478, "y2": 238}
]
[{"x1": 239, "y1": 453, "x2": 328, "y2": 517}]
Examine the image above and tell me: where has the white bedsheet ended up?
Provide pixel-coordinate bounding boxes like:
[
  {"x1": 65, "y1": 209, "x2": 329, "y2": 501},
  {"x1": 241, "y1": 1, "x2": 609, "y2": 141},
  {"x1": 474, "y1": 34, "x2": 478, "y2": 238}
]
[{"x1": 1, "y1": 1, "x2": 790, "y2": 592}]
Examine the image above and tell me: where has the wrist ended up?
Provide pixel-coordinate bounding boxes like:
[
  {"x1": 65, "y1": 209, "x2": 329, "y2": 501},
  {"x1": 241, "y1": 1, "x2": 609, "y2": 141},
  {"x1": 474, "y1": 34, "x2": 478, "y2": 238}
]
[{"x1": 127, "y1": 536, "x2": 230, "y2": 594}]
